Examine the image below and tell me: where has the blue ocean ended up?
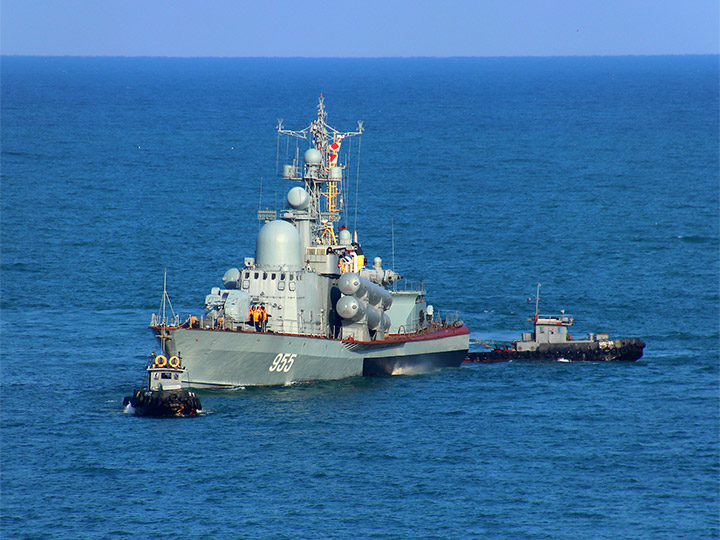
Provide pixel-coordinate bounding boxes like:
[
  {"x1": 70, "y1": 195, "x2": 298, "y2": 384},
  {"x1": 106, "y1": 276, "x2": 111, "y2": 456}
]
[{"x1": 1, "y1": 56, "x2": 718, "y2": 539}]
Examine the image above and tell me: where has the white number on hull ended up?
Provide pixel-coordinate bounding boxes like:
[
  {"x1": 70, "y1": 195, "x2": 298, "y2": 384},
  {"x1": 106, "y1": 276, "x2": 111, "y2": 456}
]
[{"x1": 269, "y1": 353, "x2": 297, "y2": 372}]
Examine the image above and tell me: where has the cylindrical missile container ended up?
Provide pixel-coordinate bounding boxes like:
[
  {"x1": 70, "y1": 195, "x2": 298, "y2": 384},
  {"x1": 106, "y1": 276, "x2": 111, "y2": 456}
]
[
  {"x1": 336, "y1": 295, "x2": 366, "y2": 323},
  {"x1": 337, "y1": 296, "x2": 391, "y2": 333},
  {"x1": 337, "y1": 273, "x2": 392, "y2": 310},
  {"x1": 365, "y1": 303, "x2": 391, "y2": 331},
  {"x1": 338, "y1": 272, "x2": 365, "y2": 297}
]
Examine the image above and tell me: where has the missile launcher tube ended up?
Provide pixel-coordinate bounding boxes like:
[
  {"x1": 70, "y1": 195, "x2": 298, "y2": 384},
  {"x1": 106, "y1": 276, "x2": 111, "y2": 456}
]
[
  {"x1": 336, "y1": 295, "x2": 390, "y2": 332},
  {"x1": 336, "y1": 295, "x2": 365, "y2": 323},
  {"x1": 337, "y1": 273, "x2": 392, "y2": 310}
]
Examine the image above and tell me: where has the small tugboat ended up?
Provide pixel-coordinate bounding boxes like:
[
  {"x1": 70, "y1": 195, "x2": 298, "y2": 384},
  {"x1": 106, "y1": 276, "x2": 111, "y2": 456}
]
[
  {"x1": 123, "y1": 354, "x2": 202, "y2": 417},
  {"x1": 465, "y1": 285, "x2": 645, "y2": 363}
]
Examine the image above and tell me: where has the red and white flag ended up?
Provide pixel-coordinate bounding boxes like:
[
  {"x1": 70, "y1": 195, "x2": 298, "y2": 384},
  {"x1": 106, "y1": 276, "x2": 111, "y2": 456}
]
[
  {"x1": 329, "y1": 137, "x2": 343, "y2": 154},
  {"x1": 328, "y1": 136, "x2": 343, "y2": 166}
]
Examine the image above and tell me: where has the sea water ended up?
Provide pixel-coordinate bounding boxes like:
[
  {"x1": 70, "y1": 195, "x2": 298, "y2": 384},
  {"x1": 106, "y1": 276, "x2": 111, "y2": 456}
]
[{"x1": 1, "y1": 56, "x2": 718, "y2": 539}]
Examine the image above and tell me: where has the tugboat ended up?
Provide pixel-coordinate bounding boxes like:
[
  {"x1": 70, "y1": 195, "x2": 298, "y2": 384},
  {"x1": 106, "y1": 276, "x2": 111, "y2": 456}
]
[
  {"x1": 123, "y1": 353, "x2": 202, "y2": 416},
  {"x1": 465, "y1": 285, "x2": 645, "y2": 363},
  {"x1": 147, "y1": 96, "x2": 469, "y2": 388}
]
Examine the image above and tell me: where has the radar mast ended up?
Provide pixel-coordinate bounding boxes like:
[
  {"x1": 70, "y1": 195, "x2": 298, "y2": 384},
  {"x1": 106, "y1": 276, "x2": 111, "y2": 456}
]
[{"x1": 277, "y1": 94, "x2": 363, "y2": 245}]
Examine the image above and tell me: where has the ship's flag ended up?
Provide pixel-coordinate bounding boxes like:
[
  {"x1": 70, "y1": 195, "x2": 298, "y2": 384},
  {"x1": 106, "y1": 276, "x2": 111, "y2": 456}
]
[
  {"x1": 329, "y1": 137, "x2": 343, "y2": 154},
  {"x1": 328, "y1": 137, "x2": 343, "y2": 166}
]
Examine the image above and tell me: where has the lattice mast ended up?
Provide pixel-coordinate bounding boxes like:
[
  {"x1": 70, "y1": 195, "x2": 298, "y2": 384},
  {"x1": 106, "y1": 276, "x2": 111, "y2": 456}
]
[{"x1": 277, "y1": 94, "x2": 363, "y2": 245}]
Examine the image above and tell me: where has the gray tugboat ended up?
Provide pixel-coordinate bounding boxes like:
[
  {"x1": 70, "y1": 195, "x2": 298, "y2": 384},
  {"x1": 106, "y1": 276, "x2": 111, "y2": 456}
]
[
  {"x1": 465, "y1": 285, "x2": 645, "y2": 363},
  {"x1": 149, "y1": 96, "x2": 469, "y2": 388},
  {"x1": 123, "y1": 354, "x2": 202, "y2": 417}
]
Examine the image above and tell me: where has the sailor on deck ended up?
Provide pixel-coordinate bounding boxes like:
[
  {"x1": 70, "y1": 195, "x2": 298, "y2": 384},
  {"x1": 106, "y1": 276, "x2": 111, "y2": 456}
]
[
  {"x1": 259, "y1": 305, "x2": 267, "y2": 332},
  {"x1": 250, "y1": 305, "x2": 260, "y2": 331}
]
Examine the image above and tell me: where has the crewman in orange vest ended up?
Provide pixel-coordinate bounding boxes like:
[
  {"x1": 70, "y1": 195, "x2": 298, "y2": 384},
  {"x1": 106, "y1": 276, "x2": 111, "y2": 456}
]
[{"x1": 251, "y1": 305, "x2": 261, "y2": 331}]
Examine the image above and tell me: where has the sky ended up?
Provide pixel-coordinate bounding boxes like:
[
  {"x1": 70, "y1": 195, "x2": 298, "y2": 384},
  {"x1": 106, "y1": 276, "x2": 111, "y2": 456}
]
[{"x1": 1, "y1": 0, "x2": 718, "y2": 57}]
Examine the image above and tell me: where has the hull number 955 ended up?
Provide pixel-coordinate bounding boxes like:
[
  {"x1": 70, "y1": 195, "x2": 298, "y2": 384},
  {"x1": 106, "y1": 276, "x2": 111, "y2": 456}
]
[{"x1": 269, "y1": 353, "x2": 297, "y2": 372}]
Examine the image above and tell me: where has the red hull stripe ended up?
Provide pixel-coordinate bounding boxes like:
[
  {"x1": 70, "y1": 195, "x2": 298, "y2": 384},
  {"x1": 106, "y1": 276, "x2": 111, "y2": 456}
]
[{"x1": 152, "y1": 324, "x2": 469, "y2": 345}]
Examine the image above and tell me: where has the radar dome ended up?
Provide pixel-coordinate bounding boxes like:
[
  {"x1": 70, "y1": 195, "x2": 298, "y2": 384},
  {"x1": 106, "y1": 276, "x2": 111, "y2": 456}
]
[
  {"x1": 287, "y1": 186, "x2": 310, "y2": 209},
  {"x1": 338, "y1": 228, "x2": 352, "y2": 245},
  {"x1": 304, "y1": 148, "x2": 322, "y2": 166},
  {"x1": 255, "y1": 220, "x2": 302, "y2": 269},
  {"x1": 222, "y1": 267, "x2": 241, "y2": 289}
]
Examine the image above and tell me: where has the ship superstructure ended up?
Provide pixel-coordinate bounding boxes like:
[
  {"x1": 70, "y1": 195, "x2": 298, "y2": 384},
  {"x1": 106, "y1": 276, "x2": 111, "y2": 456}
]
[{"x1": 150, "y1": 96, "x2": 469, "y2": 388}]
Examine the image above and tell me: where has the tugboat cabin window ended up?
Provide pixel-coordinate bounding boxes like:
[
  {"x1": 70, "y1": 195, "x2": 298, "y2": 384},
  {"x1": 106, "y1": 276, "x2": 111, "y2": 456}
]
[
  {"x1": 254, "y1": 272, "x2": 259, "y2": 279},
  {"x1": 271, "y1": 273, "x2": 276, "y2": 280},
  {"x1": 280, "y1": 273, "x2": 286, "y2": 280},
  {"x1": 161, "y1": 373, "x2": 173, "y2": 379}
]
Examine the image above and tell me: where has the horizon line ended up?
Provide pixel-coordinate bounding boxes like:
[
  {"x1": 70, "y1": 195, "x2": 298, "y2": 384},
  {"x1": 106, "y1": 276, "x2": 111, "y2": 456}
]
[{"x1": 2, "y1": 53, "x2": 718, "y2": 60}]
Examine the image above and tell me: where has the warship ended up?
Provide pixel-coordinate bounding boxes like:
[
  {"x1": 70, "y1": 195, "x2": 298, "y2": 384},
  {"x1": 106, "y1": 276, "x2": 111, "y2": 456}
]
[
  {"x1": 149, "y1": 96, "x2": 469, "y2": 388},
  {"x1": 465, "y1": 285, "x2": 645, "y2": 363}
]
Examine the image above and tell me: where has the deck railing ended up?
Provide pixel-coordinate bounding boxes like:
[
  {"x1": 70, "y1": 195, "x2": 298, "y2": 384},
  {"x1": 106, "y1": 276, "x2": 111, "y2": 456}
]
[{"x1": 150, "y1": 313, "x2": 180, "y2": 327}]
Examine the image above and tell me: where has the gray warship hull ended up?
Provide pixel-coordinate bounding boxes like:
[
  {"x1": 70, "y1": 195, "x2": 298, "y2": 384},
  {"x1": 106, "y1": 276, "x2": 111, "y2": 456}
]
[{"x1": 155, "y1": 325, "x2": 469, "y2": 388}]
